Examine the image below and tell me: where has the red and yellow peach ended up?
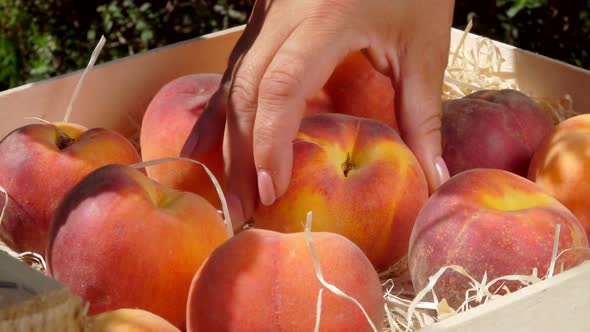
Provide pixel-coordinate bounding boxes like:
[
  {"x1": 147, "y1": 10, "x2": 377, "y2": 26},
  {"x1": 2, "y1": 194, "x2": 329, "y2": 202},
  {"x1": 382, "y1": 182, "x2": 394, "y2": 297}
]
[
  {"x1": 409, "y1": 168, "x2": 589, "y2": 309},
  {"x1": 186, "y1": 228, "x2": 384, "y2": 332},
  {"x1": 254, "y1": 113, "x2": 428, "y2": 272}
]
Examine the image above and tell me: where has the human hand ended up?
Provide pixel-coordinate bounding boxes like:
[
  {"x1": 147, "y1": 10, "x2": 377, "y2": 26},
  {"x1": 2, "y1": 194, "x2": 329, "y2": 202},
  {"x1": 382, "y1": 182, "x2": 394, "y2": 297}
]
[{"x1": 182, "y1": 0, "x2": 455, "y2": 227}]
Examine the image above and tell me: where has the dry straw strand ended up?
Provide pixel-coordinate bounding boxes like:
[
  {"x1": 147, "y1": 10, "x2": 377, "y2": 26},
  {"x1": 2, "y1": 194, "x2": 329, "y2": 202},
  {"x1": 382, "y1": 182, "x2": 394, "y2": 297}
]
[
  {"x1": 450, "y1": 18, "x2": 473, "y2": 68},
  {"x1": 63, "y1": 35, "x2": 106, "y2": 123},
  {"x1": 304, "y1": 211, "x2": 379, "y2": 332},
  {"x1": 0, "y1": 186, "x2": 47, "y2": 272},
  {"x1": 22, "y1": 117, "x2": 52, "y2": 125},
  {"x1": 383, "y1": 220, "x2": 587, "y2": 332},
  {"x1": 0, "y1": 185, "x2": 7, "y2": 229},
  {"x1": 552, "y1": 247, "x2": 590, "y2": 269},
  {"x1": 546, "y1": 224, "x2": 561, "y2": 278},
  {"x1": 314, "y1": 288, "x2": 324, "y2": 332},
  {"x1": 130, "y1": 157, "x2": 233, "y2": 237},
  {"x1": 443, "y1": 17, "x2": 517, "y2": 102},
  {"x1": 0, "y1": 185, "x2": 14, "y2": 256},
  {"x1": 16, "y1": 252, "x2": 47, "y2": 273},
  {"x1": 384, "y1": 303, "x2": 401, "y2": 331},
  {"x1": 404, "y1": 265, "x2": 475, "y2": 332},
  {"x1": 443, "y1": 19, "x2": 578, "y2": 123}
]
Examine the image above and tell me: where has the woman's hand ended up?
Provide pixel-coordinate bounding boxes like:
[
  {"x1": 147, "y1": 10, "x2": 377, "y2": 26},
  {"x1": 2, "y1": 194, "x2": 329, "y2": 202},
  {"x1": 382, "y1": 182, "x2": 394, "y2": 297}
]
[{"x1": 182, "y1": 0, "x2": 455, "y2": 227}]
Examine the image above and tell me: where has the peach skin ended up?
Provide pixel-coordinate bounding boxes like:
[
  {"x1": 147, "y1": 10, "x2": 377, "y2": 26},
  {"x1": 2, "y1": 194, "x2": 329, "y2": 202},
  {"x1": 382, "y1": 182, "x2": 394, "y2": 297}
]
[
  {"x1": 409, "y1": 168, "x2": 589, "y2": 309},
  {"x1": 186, "y1": 228, "x2": 384, "y2": 332},
  {"x1": 254, "y1": 113, "x2": 428, "y2": 272},
  {"x1": 47, "y1": 164, "x2": 230, "y2": 330},
  {"x1": 529, "y1": 113, "x2": 590, "y2": 240},
  {"x1": 140, "y1": 73, "x2": 224, "y2": 208},
  {"x1": 0, "y1": 122, "x2": 141, "y2": 254}
]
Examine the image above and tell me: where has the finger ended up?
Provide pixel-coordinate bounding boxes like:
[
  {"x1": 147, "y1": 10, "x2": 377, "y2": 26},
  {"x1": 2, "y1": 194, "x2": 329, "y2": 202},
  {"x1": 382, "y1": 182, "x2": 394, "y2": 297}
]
[
  {"x1": 253, "y1": 19, "x2": 367, "y2": 206},
  {"x1": 180, "y1": 84, "x2": 227, "y2": 158},
  {"x1": 181, "y1": 0, "x2": 271, "y2": 229},
  {"x1": 181, "y1": 0, "x2": 269, "y2": 158},
  {"x1": 223, "y1": 1, "x2": 302, "y2": 224},
  {"x1": 394, "y1": 48, "x2": 450, "y2": 194}
]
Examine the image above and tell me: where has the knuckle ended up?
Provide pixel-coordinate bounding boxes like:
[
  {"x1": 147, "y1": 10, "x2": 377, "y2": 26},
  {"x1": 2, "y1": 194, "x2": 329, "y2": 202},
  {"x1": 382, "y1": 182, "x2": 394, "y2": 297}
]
[
  {"x1": 406, "y1": 112, "x2": 442, "y2": 144},
  {"x1": 305, "y1": 0, "x2": 360, "y2": 33},
  {"x1": 422, "y1": 112, "x2": 442, "y2": 134},
  {"x1": 311, "y1": 0, "x2": 356, "y2": 20},
  {"x1": 259, "y1": 59, "x2": 303, "y2": 106},
  {"x1": 229, "y1": 74, "x2": 258, "y2": 114}
]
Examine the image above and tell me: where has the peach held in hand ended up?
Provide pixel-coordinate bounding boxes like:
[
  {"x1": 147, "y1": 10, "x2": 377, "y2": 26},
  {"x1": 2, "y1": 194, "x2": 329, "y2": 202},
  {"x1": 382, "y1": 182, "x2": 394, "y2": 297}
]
[
  {"x1": 409, "y1": 168, "x2": 589, "y2": 309},
  {"x1": 140, "y1": 73, "x2": 224, "y2": 208},
  {"x1": 441, "y1": 89, "x2": 554, "y2": 177},
  {"x1": 254, "y1": 113, "x2": 428, "y2": 272},
  {"x1": 304, "y1": 51, "x2": 398, "y2": 130},
  {"x1": 47, "y1": 164, "x2": 230, "y2": 330},
  {"x1": 0, "y1": 122, "x2": 141, "y2": 253},
  {"x1": 186, "y1": 228, "x2": 384, "y2": 332}
]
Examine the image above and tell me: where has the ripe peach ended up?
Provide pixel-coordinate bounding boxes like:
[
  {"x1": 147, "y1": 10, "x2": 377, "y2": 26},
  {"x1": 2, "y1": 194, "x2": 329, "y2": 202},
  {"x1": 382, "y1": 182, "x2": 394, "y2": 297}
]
[
  {"x1": 323, "y1": 51, "x2": 398, "y2": 130},
  {"x1": 304, "y1": 89, "x2": 335, "y2": 116},
  {"x1": 528, "y1": 114, "x2": 590, "y2": 240},
  {"x1": 140, "y1": 73, "x2": 224, "y2": 208},
  {"x1": 441, "y1": 89, "x2": 554, "y2": 177},
  {"x1": 409, "y1": 168, "x2": 589, "y2": 309},
  {"x1": 254, "y1": 113, "x2": 428, "y2": 272},
  {"x1": 0, "y1": 122, "x2": 141, "y2": 253},
  {"x1": 88, "y1": 309, "x2": 180, "y2": 332},
  {"x1": 47, "y1": 164, "x2": 230, "y2": 330},
  {"x1": 186, "y1": 228, "x2": 384, "y2": 332}
]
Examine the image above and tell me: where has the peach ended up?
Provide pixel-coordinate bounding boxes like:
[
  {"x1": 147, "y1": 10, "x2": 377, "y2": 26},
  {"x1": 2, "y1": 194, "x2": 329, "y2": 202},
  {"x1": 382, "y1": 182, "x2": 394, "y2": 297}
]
[
  {"x1": 140, "y1": 73, "x2": 224, "y2": 208},
  {"x1": 254, "y1": 113, "x2": 428, "y2": 272},
  {"x1": 47, "y1": 164, "x2": 230, "y2": 330},
  {"x1": 409, "y1": 168, "x2": 589, "y2": 309},
  {"x1": 528, "y1": 114, "x2": 590, "y2": 240},
  {"x1": 186, "y1": 228, "x2": 384, "y2": 332},
  {"x1": 0, "y1": 122, "x2": 141, "y2": 254},
  {"x1": 441, "y1": 89, "x2": 554, "y2": 177},
  {"x1": 88, "y1": 309, "x2": 180, "y2": 332},
  {"x1": 322, "y1": 51, "x2": 398, "y2": 130},
  {"x1": 304, "y1": 89, "x2": 335, "y2": 116}
]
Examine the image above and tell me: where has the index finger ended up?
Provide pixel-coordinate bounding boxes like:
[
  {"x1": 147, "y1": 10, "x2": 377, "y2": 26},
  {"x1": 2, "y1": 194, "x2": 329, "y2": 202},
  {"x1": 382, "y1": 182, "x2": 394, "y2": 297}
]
[{"x1": 253, "y1": 19, "x2": 367, "y2": 204}]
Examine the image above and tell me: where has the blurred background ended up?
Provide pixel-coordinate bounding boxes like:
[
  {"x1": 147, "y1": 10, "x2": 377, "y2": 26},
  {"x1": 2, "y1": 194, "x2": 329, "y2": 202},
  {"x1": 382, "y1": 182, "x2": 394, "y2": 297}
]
[{"x1": 0, "y1": 0, "x2": 588, "y2": 91}]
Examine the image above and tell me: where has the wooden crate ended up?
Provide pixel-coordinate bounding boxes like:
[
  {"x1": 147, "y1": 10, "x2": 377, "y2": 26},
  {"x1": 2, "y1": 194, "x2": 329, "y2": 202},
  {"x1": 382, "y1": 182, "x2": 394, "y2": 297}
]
[{"x1": 1, "y1": 25, "x2": 589, "y2": 331}]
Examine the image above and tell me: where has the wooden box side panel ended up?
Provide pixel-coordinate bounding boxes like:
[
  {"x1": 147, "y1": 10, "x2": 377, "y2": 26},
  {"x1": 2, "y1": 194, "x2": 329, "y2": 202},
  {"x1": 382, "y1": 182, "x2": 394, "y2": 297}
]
[
  {"x1": 449, "y1": 29, "x2": 590, "y2": 114},
  {"x1": 0, "y1": 26, "x2": 589, "y2": 332},
  {"x1": 421, "y1": 262, "x2": 590, "y2": 332},
  {"x1": 1, "y1": 27, "x2": 589, "y2": 140},
  {"x1": 0, "y1": 26, "x2": 243, "y2": 139}
]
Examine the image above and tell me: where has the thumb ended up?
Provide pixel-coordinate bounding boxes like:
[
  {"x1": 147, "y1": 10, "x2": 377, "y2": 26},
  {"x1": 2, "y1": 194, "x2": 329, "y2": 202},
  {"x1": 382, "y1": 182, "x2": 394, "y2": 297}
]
[{"x1": 394, "y1": 59, "x2": 450, "y2": 194}]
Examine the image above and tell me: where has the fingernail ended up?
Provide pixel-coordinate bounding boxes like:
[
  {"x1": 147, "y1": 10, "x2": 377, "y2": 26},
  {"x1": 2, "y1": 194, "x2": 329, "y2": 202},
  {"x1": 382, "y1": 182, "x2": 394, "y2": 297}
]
[
  {"x1": 181, "y1": 131, "x2": 199, "y2": 157},
  {"x1": 434, "y1": 155, "x2": 450, "y2": 188},
  {"x1": 257, "y1": 170, "x2": 276, "y2": 206},
  {"x1": 226, "y1": 192, "x2": 245, "y2": 230}
]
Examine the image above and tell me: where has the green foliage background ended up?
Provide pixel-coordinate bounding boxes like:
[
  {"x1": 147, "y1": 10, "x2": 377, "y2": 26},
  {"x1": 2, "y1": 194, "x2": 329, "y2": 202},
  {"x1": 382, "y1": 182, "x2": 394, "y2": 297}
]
[
  {"x1": 454, "y1": 0, "x2": 589, "y2": 70},
  {"x1": 1, "y1": 0, "x2": 588, "y2": 91}
]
